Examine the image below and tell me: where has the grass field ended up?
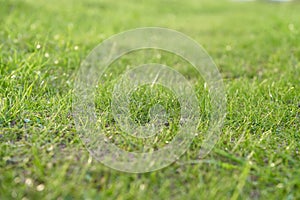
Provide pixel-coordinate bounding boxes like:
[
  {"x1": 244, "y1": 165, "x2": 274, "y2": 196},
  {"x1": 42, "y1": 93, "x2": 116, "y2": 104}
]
[{"x1": 1, "y1": 0, "x2": 300, "y2": 199}]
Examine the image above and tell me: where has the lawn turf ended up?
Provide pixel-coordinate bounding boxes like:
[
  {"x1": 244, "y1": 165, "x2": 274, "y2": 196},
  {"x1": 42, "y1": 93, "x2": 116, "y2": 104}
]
[{"x1": 0, "y1": 0, "x2": 300, "y2": 199}]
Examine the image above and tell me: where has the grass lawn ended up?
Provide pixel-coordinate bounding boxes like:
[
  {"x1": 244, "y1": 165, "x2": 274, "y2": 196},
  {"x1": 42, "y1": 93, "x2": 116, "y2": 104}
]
[{"x1": 0, "y1": 0, "x2": 299, "y2": 199}]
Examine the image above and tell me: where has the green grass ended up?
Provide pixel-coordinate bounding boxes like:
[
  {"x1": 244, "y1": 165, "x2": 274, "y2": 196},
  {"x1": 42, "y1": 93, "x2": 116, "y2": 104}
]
[{"x1": 1, "y1": 0, "x2": 300, "y2": 199}]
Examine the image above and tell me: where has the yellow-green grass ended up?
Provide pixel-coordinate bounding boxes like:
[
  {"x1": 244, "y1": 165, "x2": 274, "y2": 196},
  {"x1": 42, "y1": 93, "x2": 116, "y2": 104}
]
[{"x1": 0, "y1": 0, "x2": 299, "y2": 199}]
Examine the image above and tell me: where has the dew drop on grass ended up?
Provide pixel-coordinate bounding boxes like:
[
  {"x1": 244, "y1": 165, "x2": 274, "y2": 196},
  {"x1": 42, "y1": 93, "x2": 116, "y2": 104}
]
[
  {"x1": 25, "y1": 178, "x2": 33, "y2": 186},
  {"x1": 140, "y1": 184, "x2": 145, "y2": 190},
  {"x1": 24, "y1": 119, "x2": 30, "y2": 123},
  {"x1": 276, "y1": 183, "x2": 284, "y2": 189},
  {"x1": 270, "y1": 163, "x2": 275, "y2": 167},
  {"x1": 36, "y1": 184, "x2": 45, "y2": 191},
  {"x1": 47, "y1": 145, "x2": 54, "y2": 152}
]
